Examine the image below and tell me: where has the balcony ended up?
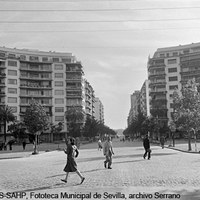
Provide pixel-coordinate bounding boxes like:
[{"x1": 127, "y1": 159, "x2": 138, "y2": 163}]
[
  {"x1": 66, "y1": 86, "x2": 82, "y2": 90},
  {"x1": 150, "y1": 88, "x2": 167, "y2": 93},
  {"x1": 149, "y1": 81, "x2": 166, "y2": 86},
  {"x1": 19, "y1": 93, "x2": 52, "y2": 98},
  {"x1": 66, "y1": 76, "x2": 82, "y2": 81},
  {"x1": 20, "y1": 75, "x2": 52, "y2": 81},
  {"x1": 0, "y1": 83, "x2": 5, "y2": 87},
  {"x1": 148, "y1": 72, "x2": 165, "y2": 77},
  {"x1": 20, "y1": 66, "x2": 52, "y2": 72},
  {"x1": 0, "y1": 92, "x2": 5, "y2": 96},
  {"x1": 66, "y1": 93, "x2": 84, "y2": 99},
  {"x1": 0, "y1": 73, "x2": 6, "y2": 78},
  {"x1": 0, "y1": 102, "x2": 5, "y2": 106},
  {"x1": 20, "y1": 84, "x2": 52, "y2": 89}
]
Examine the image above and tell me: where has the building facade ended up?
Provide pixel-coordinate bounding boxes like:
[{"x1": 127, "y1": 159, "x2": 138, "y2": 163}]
[
  {"x1": 127, "y1": 91, "x2": 140, "y2": 126},
  {"x1": 148, "y1": 42, "x2": 200, "y2": 125},
  {"x1": 0, "y1": 46, "x2": 96, "y2": 141},
  {"x1": 93, "y1": 97, "x2": 104, "y2": 124},
  {"x1": 139, "y1": 80, "x2": 150, "y2": 117}
]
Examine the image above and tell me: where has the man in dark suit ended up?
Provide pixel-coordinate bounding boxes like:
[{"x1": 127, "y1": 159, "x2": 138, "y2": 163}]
[{"x1": 143, "y1": 134, "x2": 151, "y2": 160}]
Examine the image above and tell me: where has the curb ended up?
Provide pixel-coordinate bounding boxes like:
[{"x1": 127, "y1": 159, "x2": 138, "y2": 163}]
[{"x1": 165, "y1": 146, "x2": 200, "y2": 154}]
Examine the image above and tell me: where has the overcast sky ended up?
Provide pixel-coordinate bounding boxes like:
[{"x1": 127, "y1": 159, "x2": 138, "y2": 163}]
[{"x1": 1, "y1": 0, "x2": 200, "y2": 129}]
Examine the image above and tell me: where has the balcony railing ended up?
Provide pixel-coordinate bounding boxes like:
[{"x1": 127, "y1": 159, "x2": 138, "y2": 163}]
[
  {"x1": 20, "y1": 75, "x2": 52, "y2": 80},
  {"x1": 20, "y1": 84, "x2": 52, "y2": 89}
]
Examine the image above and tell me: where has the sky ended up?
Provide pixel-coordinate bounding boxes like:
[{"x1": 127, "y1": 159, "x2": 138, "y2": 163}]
[{"x1": 1, "y1": 0, "x2": 200, "y2": 130}]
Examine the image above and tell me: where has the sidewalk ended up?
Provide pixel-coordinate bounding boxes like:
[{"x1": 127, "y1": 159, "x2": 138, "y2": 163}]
[
  {"x1": 166, "y1": 143, "x2": 200, "y2": 154},
  {"x1": 1, "y1": 139, "x2": 200, "y2": 160}
]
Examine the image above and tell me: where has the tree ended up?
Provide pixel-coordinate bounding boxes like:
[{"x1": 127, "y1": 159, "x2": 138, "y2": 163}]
[
  {"x1": 141, "y1": 116, "x2": 160, "y2": 139},
  {"x1": 65, "y1": 106, "x2": 85, "y2": 138},
  {"x1": 0, "y1": 105, "x2": 15, "y2": 145},
  {"x1": 50, "y1": 122, "x2": 63, "y2": 142},
  {"x1": 172, "y1": 79, "x2": 200, "y2": 151},
  {"x1": 8, "y1": 121, "x2": 26, "y2": 142},
  {"x1": 82, "y1": 116, "x2": 99, "y2": 138},
  {"x1": 24, "y1": 99, "x2": 49, "y2": 154}
]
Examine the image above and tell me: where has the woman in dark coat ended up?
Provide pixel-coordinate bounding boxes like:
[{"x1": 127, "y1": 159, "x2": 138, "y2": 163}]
[{"x1": 61, "y1": 137, "x2": 85, "y2": 184}]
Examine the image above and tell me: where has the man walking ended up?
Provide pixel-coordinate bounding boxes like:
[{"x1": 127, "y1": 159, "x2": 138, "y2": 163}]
[
  {"x1": 103, "y1": 136, "x2": 114, "y2": 169},
  {"x1": 143, "y1": 134, "x2": 151, "y2": 160}
]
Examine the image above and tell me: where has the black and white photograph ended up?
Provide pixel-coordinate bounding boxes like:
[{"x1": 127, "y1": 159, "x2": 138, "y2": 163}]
[{"x1": 0, "y1": 0, "x2": 200, "y2": 199}]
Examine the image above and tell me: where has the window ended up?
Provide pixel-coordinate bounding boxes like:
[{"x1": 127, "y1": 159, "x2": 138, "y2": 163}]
[
  {"x1": 29, "y1": 56, "x2": 39, "y2": 61},
  {"x1": 8, "y1": 97, "x2": 17, "y2": 103},
  {"x1": 8, "y1": 70, "x2": 17, "y2": 76},
  {"x1": 169, "y1": 85, "x2": 178, "y2": 90},
  {"x1": 8, "y1": 88, "x2": 17, "y2": 94},
  {"x1": 55, "y1": 81, "x2": 63, "y2": 86},
  {"x1": 159, "y1": 53, "x2": 165, "y2": 58},
  {"x1": 20, "y1": 98, "x2": 28, "y2": 104},
  {"x1": 55, "y1": 98, "x2": 64, "y2": 104},
  {"x1": 53, "y1": 57, "x2": 59, "y2": 62},
  {"x1": 172, "y1": 52, "x2": 178, "y2": 56},
  {"x1": 8, "y1": 79, "x2": 17, "y2": 85},
  {"x1": 55, "y1": 90, "x2": 64, "y2": 95},
  {"x1": 41, "y1": 73, "x2": 50, "y2": 78},
  {"x1": 167, "y1": 59, "x2": 177, "y2": 64},
  {"x1": 42, "y1": 57, "x2": 48, "y2": 62},
  {"x1": 30, "y1": 64, "x2": 39, "y2": 70},
  {"x1": 8, "y1": 60, "x2": 17, "y2": 67},
  {"x1": 8, "y1": 54, "x2": 16, "y2": 58},
  {"x1": 169, "y1": 76, "x2": 178, "y2": 81},
  {"x1": 54, "y1": 64, "x2": 63, "y2": 70},
  {"x1": 55, "y1": 107, "x2": 64, "y2": 112},
  {"x1": 168, "y1": 68, "x2": 177, "y2": 73},
  {"x1": 183, "y1": 49, "x2": 189, "y2": 54},
  {"x1": 62, "y1": 58, "x2": 71, "y2": 63},
  {"x1": 30, "y1": 73, "x2": 39, "y2": 78},
  {"x1": 0, "y1": 52, "x2": 5, "y2": 57},
  {"x1": 55, "y1": 116, "x2": 64, "y2": 121},
  {"x1": 20, "y1": 55, "x2": 26, "y2": 60},
  {"x1": 55, "y1": 73, "x2": 63, "y2": 78},
  {"x1": 9, "y1": 106, "x2": 17, "y2": 113},
  {"x1": 20, "y1": 107, "x2": 26, "y2": 113}
]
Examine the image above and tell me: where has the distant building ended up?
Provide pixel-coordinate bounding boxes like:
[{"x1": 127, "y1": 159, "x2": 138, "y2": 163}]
[
  {"x1": 93, "y1": 97, "x2": 104, "y2": 124},
  {"x1": 139, "y1": 80, "x2": 150, "y2": 117},
  {"x1": 127, "y1": 91, "x2": 140, "y2": 126}
]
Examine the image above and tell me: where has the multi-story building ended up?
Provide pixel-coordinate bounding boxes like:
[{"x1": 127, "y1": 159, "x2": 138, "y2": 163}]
[
  {"x1": 148, "y1": 42, "x2": 200, "y2": 125},
  {"x1": 93, "y1": 97, "x2": 104, "y2": 124},
  {"x1": 127, "y1": 91, "x2": 140, "y2": 126},
  {"x1": 0, "y1": 46, "x2": 89, "y2": 141},
  {"x1": 84, "y1": 80, "x2": 95, "y2": 118},
  {"x1": 139, "y1": 80, "x2": 150, "y2": 117}
]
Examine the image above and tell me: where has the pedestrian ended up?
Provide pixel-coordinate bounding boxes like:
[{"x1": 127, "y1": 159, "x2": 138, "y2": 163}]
[
  {"x1": 22, "y1": 140, "x2": 26, "y2": 150},
  {"x1": 8, "y1": 141, "x2": 12, "y2": 151},
  {"x1": 61, "y1": 137, "x2": 85, "y2": 184},
  {"x1": 98, "y1": 139, "x2": 102, "y2": 151},
  {"x1": 103, "y1": 136, "x2": 114, "y2": 169},
  {"x1": 143, "y1": 134, "x2": 151, "y2": 160},
  {"x1": 160, "y1": 136, "x2": 165, "y2": 149}
]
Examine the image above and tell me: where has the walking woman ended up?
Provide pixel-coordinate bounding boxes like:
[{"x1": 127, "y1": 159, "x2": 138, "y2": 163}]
[{"x1": 61, "y1": 137, "x2": 85, "y2": 184}]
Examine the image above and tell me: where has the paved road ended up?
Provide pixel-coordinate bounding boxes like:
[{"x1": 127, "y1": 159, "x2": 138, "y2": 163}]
[{"x1": 1, "y1": 141, "x2": 200, "y2": 200}]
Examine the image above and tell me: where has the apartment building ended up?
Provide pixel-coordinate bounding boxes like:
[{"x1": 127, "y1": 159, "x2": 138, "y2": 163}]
[
  {"x1": 0, "y1": 46, "x2": 90, "y2": 141},
  {"x1": 148, "y1": 42, "x2": 200, "y2": 125},
  {"x1": 93, "y1": 97, "x2": 104, "y2": 124},
  {"x1": 127, "y1": 91, "x2": 140, "y2": 126},
  {"x1": 139, "y1": 80, "x2": 150, "y2": 117},
  {"x1": 84, "y1": 80, "x2": 95, "y2": 118}
]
